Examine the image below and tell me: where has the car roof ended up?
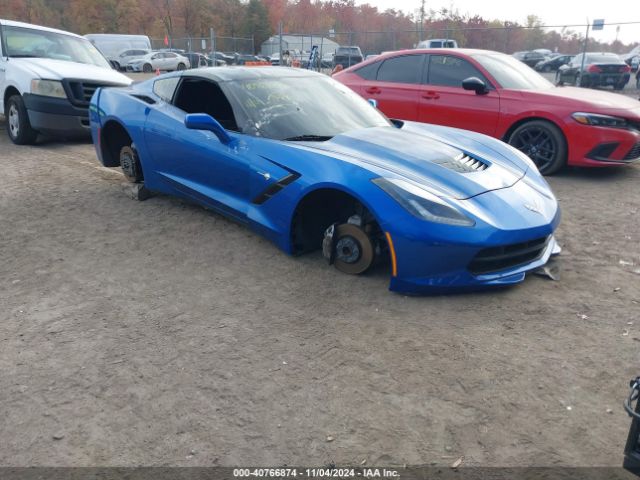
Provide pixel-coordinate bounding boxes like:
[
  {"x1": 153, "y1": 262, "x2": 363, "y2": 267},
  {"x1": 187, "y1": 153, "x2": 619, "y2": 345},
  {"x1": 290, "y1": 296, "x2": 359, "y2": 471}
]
[
  {"x1": 0, "y1": 18, "x2": 83, "y2": 38},
  {"x1": 185, "y1": 66, "x2": 321, "y2": 82}
]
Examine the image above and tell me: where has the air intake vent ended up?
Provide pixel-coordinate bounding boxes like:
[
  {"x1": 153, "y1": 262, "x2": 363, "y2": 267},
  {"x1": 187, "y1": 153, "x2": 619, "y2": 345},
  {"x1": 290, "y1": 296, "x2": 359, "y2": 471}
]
[{"x1": 433, "y1": 153, "x2": 488, "y2": 173}]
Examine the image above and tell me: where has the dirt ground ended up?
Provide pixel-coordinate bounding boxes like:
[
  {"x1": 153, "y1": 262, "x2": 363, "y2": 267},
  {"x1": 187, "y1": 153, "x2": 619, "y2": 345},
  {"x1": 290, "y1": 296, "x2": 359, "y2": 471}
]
[{"x1": 1, "y1": 102, "x2": 640, "y2": 467}]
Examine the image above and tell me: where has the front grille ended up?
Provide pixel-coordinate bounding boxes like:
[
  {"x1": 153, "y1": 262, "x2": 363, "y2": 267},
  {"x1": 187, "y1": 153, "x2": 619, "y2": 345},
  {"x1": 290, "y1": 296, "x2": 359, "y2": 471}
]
[
  {"x1": 433, "y1": 153, "x2": 488, "y2": 173},
  {"x1": 469, "y1": 236, "x2": 550, "y2": 275},
  {"x1": 624, "y1": 142, "x2": 640, "y2": 161},
  {"x1": 63, "y1": 80, "x2": 115, "y2": 107},
  {"x1": 66, "y1": 80, "x2": 111, "y2": 107}
]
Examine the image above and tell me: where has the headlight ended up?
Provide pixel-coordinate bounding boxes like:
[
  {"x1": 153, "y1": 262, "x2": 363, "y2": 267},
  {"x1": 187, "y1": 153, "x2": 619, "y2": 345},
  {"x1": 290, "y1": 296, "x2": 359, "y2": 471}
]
[
  {"x1": 31, "y1": 79, "x2": 66, "y2": 99},
  {"x1": 373, "y1": 178, "x2": 475, "y2": 227},
  {"x1": 572, "y1": 112, "x2": 628, "y2": 128}
]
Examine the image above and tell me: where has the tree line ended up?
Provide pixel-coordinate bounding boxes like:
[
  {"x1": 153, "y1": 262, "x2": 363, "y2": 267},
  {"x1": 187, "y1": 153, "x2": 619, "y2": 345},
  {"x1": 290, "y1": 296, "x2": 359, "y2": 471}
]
[{"x1": 2, "y1": 0, "x2": 635, "y2": 55}]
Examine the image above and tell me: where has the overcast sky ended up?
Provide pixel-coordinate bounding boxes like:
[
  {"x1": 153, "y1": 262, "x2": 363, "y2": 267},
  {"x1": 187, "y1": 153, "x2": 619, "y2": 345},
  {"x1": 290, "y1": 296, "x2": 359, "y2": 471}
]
[{"x1": 357, "y1": 0, "x2": 640, "y2": 45}]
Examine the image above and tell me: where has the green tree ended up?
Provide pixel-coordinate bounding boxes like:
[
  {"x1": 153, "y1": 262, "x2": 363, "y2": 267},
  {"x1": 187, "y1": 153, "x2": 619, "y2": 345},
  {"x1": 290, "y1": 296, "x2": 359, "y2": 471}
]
[{"x1": 242, "y1": 0, "x2": 271, "y2": 54}]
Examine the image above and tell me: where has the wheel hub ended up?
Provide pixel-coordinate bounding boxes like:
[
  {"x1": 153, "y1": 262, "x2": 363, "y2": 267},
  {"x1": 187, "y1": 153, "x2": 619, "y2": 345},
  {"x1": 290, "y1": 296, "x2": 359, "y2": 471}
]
[
  {"x1": 8, "y1": 104, "x2": 19, "y2": 137},
  {"x1": 335, "y1": 236, "x2": 361, "y2": 264}
]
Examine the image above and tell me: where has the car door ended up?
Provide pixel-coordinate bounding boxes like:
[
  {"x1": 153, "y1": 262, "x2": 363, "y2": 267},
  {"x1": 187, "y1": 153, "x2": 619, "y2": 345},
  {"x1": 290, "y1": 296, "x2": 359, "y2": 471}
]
[
  {"x1": 143, "y1": 76, "x2": 249, "y2": 221},
  {"x1": 560, "y1": 55, "x2": 580, "y2": 83},
  {"x1": 418, "y1": 54, "x2": 500, "y2": 136},
  {"x1": 358, "y1": 54, "x2": 425, "y2": 121},
  {"x1": 149, "y1": 53, "x2": 162, "y2": 70}
]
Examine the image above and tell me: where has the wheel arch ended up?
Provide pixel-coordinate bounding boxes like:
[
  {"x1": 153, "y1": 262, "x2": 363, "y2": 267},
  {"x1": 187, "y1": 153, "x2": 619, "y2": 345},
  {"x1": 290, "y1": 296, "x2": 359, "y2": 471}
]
[
  {"x1": 99, "y1": 119, "x2": 135, "y2": 168},
  {"x1": 502, "y1": 115, "x2": 567, "y2": 146},
  {"x1": 288, "y1": 184, "x2": 385, "y2": 256},
  {"x1": 3, "y1": 85, "x2": 21, "y2": 112}
]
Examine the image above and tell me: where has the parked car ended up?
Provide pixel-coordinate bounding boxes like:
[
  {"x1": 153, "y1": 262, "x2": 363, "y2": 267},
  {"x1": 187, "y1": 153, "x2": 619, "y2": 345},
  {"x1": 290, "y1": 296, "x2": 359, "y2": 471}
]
[
  {"x1": 416, "y1": 39, "x2": 458, "y2": 49},
  {"x1": 109, "y1": 48, "x2": 150, "y2": 71},
  {"x1": 126, "y1": 51, "x2": 190, "y2": 72},
  {"x1": 90, "y1": 67, "x2": 560, "y2": 294},
  {"x1": 183, "y1": 52, "x2": 209, "y2": 69},
  {"x1": 0, "y1": 18, "x2": 131, "y2": 144},
  {"x1": 334, "y1": 48, "x2": 640, "y2": 175},
  {"x1": 534, "y1": 54, "x2": 573, "y2": 72},
  {"x1": 210, "y1": 51, "x2": 235, "y2": 65},
  {"x1": 625, "y1": 55, "x2": 640, "y2": 72},
  {"x1": 636, "y1": 68, "x2": 640, "y2": 89},
  {"x1": 513, "y1": 50, "x2": 547, "y2": 68},
  {"x1": 557, "y1": 52, "x2": 630, "y2": 90},
  {"x1": 333, "y1": 46, "x2": 363, "y2": 69}
]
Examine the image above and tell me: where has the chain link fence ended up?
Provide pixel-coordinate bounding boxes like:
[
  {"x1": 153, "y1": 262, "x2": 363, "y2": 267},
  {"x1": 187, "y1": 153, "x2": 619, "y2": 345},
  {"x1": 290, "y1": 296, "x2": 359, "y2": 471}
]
[{"x1": 150, "y1": 35, "x2": 254, "y2": 54}]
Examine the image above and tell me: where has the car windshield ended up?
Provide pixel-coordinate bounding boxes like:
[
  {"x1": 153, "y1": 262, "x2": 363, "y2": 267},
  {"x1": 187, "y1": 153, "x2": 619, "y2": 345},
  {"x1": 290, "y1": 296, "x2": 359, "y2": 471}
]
[
  {"x1": 2, "y1": 25, "x2": 111, "y2": 68},
  {"x1": 225, "y1": 75, "x2": 390, "y2": 141},
  {"x1": 473, "y1": 53, "x2": 554, "y2": 90}
]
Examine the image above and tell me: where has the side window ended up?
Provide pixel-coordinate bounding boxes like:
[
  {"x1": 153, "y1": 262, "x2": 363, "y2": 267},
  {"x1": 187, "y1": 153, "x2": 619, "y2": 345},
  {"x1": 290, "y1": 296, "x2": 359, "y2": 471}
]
[
  {"x1": 427, "y1": 55, "x2": 488, "y2": 88},
  {"x1": 166, "y1": 53, "x2": 176, "y2": 59},
  {"x1": 153, "y1": 77, "x2": 180, "y2": 102},
  {"x1": 354, "y1": 61, "x2": 381, "y2": 80},
  {"x1": 174, "y1": 78, "x2": 239, "y2": 131},
  {"x1": 376, "y1": 55, "x2": 424, "y2": 84},
  {"x1": 151, "y1": 54, "x2": 160, "y2": 60}
]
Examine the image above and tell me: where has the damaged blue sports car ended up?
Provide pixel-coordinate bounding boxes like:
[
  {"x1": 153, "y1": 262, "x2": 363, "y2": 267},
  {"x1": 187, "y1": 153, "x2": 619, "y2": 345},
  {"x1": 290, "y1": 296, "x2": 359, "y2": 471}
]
[{"x1": 89, "y1": 67, "x2": 560, "y2": 293}]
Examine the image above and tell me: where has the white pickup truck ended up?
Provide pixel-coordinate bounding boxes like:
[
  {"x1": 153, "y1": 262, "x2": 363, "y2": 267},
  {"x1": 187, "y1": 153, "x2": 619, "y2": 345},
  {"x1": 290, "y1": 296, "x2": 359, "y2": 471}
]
[{"x1": 0, "y1": 19, "x2": 131, "y2": 144}]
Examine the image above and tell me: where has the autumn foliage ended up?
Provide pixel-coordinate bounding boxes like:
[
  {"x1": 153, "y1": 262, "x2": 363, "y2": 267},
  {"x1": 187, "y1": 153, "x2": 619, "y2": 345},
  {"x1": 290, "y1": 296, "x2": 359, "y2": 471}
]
[{"x1": 1, "y1": 0, "x2": 634, "y2": 55}]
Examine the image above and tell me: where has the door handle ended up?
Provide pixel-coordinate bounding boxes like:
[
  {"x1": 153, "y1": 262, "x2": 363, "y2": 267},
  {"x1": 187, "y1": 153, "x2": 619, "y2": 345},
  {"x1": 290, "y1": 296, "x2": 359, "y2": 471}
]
[
  {"x1": 422, "y1": 91, "x2": 440, "y2": 100},
  {"x1": 365, "y1": 86, "x2": 381, "y2": 94}
]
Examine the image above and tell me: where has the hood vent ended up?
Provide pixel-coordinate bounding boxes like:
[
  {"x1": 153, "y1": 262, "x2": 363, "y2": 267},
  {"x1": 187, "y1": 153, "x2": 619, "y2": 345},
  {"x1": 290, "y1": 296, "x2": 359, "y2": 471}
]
[{"x1": 433, "y1": 152, "x2": 488, "y2": 173}]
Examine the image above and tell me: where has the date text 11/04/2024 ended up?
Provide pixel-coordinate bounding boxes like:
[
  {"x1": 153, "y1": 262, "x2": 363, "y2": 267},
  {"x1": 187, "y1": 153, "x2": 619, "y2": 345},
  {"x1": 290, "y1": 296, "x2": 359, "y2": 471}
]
[{"x1": 233, "y1": 468, "x2": 401, "y2": 478}]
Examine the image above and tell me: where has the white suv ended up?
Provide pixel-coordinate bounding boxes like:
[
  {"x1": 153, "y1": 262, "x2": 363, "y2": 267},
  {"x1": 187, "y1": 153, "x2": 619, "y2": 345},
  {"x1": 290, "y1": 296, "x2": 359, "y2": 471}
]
[{"x1": 0, "y1": 19, "x2": 132, "y2": 144}]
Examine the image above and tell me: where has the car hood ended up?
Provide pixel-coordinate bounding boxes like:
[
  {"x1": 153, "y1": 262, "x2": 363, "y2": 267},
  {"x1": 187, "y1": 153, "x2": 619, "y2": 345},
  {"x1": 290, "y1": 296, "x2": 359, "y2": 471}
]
[
  {"x1": 301, "y1": 125, "x2": 528, "y2": 200},
  {"x1": 12, "y1": 58, "x2": 131, "y2": 85},
  {"x1": 518, "y1": 86, "x2": 640, "y2": 116}
]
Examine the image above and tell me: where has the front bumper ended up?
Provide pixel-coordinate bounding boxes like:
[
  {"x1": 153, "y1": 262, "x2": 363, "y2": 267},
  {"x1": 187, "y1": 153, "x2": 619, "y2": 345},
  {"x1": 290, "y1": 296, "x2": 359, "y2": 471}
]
[
  {"x1": 126, "y1": 64, "x2": 144, "y2": 72},
  {"x1": 564, "y1": 121, "x2": 640, "y2": 167},
  {"x1": 380, "y1": 175, "x2": 561, "y2": 294},
  {"x1": 22, "y1": 93, "x2": 91, "y2": 137}
]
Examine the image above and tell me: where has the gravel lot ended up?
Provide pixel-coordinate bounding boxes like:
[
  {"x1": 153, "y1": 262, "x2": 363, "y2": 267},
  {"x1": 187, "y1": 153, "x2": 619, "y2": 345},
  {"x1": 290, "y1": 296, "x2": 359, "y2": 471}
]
[{"x1": 0, "y1": 76, "x2": 639, "y2": 467}]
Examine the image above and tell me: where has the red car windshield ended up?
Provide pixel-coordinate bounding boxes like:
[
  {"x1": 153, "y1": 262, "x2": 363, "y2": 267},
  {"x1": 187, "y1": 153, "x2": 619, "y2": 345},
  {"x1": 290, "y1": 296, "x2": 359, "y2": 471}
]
[{"x1": 473, "y1": 53, "x2": 554, "y2": 90}]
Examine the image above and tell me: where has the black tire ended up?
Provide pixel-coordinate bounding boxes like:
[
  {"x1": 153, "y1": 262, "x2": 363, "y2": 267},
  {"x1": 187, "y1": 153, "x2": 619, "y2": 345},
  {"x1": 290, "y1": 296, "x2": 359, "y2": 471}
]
[
  {"x1": 142, "y1": 63, "x2": 153, "y2": 73},
  {"x1": 113, "y1": 61, "x2": 121, "y2": 71},
  {"x1": 507, "y1": 120, "x2": 567, "y2": 176},
  {"x1": 119, "y1": 145, "x2": 144, "y2": 183},
  {"x1": 177, "y1": 62, "x2": 186, "y2": 71},
  {"x1": 6, "y1": 94, "x2": 38, "y2": 145},
  {"x1": 614, "y1": 82, "x2": 626, "y2": 91}
]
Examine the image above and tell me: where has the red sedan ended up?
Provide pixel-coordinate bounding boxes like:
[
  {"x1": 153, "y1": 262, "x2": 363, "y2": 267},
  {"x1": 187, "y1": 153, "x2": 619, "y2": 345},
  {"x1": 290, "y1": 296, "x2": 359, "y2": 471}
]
[{"x1": 334, "y1": 49, "x2": 640, "y2": 174}]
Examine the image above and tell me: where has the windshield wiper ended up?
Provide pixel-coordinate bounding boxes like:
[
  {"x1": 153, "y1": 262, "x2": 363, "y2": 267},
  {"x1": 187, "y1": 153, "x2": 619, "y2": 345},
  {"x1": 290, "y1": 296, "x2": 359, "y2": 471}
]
[
  {"x1": 9, "y1": 54, "x2": 42, "y2": 58},
  {"x1": 283, "y1": 135, "x2": 333, "y2": 142}
]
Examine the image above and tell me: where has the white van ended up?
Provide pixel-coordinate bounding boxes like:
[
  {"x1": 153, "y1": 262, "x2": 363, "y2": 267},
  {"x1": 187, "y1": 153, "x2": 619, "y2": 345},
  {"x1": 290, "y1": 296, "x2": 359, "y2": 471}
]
[
  {"x1": 416, "y1": 38, "x2": 458, "y2": 49},
  {"x1": 0, "y1": 19, "x2": 132, "y2": 144}
]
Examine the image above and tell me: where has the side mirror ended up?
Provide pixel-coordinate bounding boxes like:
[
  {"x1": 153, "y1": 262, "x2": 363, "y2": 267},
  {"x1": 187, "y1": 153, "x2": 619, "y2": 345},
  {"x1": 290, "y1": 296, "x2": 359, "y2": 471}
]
[
  {"x1": 367, "y1": 98, "x2": 378, "y2": 108},
  {"x1": 184, "y1": 113, "x2": 232, "y2": 144},
  {"x1": 462, "y1": 76, "x2": 488, "y2": 95}
]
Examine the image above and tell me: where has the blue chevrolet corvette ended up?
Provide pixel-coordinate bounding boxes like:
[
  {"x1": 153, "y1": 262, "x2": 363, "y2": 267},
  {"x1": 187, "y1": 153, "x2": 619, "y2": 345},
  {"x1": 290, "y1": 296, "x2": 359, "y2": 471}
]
[{"x1": 89, "y1": 67, "x2": 560, "y2": 293}]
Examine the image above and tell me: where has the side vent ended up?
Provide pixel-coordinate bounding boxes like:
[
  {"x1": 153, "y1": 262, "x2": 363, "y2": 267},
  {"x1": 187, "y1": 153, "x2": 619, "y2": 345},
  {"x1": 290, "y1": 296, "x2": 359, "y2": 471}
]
[
  {"x1": 434, "y1": 152, "x2": 488, "y2": 173},
  {"x1": 132, "y1": 94, "x2": 156, "y2": 105}
]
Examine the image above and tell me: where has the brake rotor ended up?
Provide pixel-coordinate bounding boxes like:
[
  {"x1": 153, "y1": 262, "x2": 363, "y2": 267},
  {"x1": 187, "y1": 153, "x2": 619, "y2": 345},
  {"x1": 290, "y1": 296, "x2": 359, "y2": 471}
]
[{"x1": 333, "y1": 223, "x2": 374, "y2": 275}]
